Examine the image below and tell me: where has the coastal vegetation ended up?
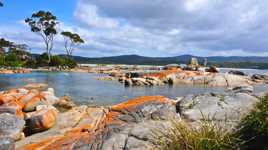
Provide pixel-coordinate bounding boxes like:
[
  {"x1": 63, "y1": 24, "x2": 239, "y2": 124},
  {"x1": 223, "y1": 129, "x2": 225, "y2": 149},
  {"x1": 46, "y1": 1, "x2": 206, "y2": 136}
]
[
  {"x1": 152, "y1": 94, "x2": 268, "y2": 150},
  {"x1": 25, "y1": 11, "x2": 58, "y2": 63},
  {"x1": 0, "y1": 10, "x2": 84, "y2": 69}
]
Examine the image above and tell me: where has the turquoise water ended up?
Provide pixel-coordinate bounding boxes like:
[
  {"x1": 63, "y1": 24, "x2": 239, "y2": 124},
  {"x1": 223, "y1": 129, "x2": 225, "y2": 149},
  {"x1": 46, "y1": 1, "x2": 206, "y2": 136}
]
[{"x1": 0, "y1": 71, "x2": 267, "y2": 105}]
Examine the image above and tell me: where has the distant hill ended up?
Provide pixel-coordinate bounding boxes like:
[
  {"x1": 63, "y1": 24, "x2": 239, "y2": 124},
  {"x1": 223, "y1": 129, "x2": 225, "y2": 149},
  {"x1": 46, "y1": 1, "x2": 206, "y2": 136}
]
[
  {"x1": 69, "y1": 54, "x2": 268, "y2": 69},
  {"x1": 32, "y1": 54, "x2": 268, "y2": 69}
]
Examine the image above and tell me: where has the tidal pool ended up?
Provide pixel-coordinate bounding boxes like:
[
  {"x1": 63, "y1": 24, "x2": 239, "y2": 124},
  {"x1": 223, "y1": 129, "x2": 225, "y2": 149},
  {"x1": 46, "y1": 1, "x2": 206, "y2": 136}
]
[{"x1": 0, "y1": 70, "x2": 267, "y2": 105}]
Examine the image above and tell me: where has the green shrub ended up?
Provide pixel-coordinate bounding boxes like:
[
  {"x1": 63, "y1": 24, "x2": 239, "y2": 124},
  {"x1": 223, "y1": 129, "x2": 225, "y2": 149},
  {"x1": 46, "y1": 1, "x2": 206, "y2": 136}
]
[
  {"x1": 62, "y1": 57, "x2": 77, "y2": 68},
  {"x1": 236, "y1": 94, "x2": 268, "y2": 150},
  {"x1": 151, "y1": 120, "x2": 241, "y2": 150},
  {"x1": 50, "y1": 55, "x2": 64, "y2": 66},
  {"x1": 4, "y1": 52, "x2": 24, "y2": 67},
  {"x1": 36, "y1": 53, "x2": 49, "y2": 67}
]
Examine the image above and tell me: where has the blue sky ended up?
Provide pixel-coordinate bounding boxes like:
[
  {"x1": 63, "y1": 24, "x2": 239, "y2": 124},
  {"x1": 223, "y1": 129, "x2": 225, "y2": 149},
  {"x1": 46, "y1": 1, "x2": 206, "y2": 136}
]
[
  {"x1": 0, "y1": 0, "x2": 75, "y2": 24},
  {"x1": 1, "y1": 0, "x2": 268, "y2": 57}
]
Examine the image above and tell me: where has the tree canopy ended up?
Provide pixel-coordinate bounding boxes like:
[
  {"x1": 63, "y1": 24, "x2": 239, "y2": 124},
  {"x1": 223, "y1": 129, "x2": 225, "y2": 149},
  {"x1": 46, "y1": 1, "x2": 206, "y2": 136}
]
[
  {"x1": 25, "y1": 11, "x2": 58, "y2": 63},
  {"x1": 61, "y1": 31, "x2": 84, "y2": 56}
]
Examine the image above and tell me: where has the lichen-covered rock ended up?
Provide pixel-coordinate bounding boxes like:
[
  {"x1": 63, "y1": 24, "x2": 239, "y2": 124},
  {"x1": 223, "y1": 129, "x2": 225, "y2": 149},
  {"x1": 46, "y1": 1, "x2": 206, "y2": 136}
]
[
  {"x1": 18, "y1": 92, "x2": 37, "y2": 106},
  {"x1": 25, "y1": 107, "x2": 57, "y2": 134},
  {"x1": 0, "y1": 113, "x2": 25, "y2": 141},
  {"x1": 23, "y1": 95, "x2": 46, "y2": 112},
  {"x1": 18, "y1": 96, "x2": 179, "y2": 150}
]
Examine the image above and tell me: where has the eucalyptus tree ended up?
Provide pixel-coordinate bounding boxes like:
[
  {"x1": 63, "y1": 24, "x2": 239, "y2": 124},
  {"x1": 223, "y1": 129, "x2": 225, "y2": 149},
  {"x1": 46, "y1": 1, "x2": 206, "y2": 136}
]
[
  {"x1": 25, "y1": 11, "x2": 58, "y2": 63},
  {"x1": 61, "y1": 31, "x2": 84, "y2": 57}
]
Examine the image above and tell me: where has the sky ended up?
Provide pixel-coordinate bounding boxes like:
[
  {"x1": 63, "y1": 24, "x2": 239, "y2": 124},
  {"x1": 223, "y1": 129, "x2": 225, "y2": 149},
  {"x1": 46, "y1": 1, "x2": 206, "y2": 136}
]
[{"x1": 1, "y1": 0, "x2": 268, "y2": 57}]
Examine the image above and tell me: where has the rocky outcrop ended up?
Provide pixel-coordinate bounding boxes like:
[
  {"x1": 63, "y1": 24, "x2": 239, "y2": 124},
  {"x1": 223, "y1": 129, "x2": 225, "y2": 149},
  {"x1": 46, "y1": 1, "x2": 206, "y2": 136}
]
[
  {"x1": 184, "y1": 57, "x2": 200, "y2": 71},
  {"x1": 0, "y1": 86, "x2": 60, "y2": 146},
  {"x1": 18, "y1": 96, "x2": 178, "y2": 150},
  {"x1": 16, "y1": 86, "x2": 262, "y2": 150},
  {"x1": 0, "y1": 69, "x2": 31, "y2": 74},
  {"x1": 119, "y1": 69, "x2": 257, "y2": 87},
  {"x1": 177, "y1": 85, "x2": 258, "y2": 125}
]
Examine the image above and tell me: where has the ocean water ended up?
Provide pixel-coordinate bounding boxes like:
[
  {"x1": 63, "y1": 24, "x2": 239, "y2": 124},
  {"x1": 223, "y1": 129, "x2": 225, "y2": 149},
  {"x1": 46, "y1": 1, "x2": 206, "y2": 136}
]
[{"x1": 0, "y1": 69, "x2": 267, "y2": 105}]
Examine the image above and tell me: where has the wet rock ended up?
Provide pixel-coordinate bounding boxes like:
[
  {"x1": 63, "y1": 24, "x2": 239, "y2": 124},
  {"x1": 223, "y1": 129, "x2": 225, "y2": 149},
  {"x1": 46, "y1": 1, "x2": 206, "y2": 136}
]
[
  {"x1": 25, "y1": 107, "x2": 57, "y2": 134},
  {"x1": 0, "y1": 113, "x2": 25, "y2": 141},
  {"x1": 228, "y1": 70, "x2": 247, "y2": 76}
]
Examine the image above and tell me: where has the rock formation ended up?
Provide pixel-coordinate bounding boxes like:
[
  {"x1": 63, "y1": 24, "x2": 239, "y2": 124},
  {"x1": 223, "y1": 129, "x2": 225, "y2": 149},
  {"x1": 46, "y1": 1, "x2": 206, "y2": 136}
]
[{"x1": 0, "y1": 84, "x2": 260, "y2": 149}]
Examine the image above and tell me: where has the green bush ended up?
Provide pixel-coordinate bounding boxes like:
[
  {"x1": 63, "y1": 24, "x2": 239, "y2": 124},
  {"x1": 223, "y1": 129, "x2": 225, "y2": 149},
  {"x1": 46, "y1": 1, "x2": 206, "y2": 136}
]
[
  {"x1": 62, "y1": 57, "x2": 77, "y2": 68},
  {"x1": 50, "y1": 55, "x2": 64, "y2": 66},
  {"x1": 236, "y1": 94, "x2": 268, "y2": 150},
  {"x1": 151, "y1": 119, "x2": 241, "y2": 150},
  {"x1": 4, "y1": 52, "x2": 24, "y2": 67},
  {"x1": 36, "y1": 53, "x2": 49, "y2": 67}
]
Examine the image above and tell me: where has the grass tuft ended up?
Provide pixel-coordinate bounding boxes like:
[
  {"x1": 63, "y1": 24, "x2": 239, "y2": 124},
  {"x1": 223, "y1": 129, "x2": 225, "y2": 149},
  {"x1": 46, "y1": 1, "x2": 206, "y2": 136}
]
[{"x1": 151, "y1": 119, "x2": 241, "y2": 150}]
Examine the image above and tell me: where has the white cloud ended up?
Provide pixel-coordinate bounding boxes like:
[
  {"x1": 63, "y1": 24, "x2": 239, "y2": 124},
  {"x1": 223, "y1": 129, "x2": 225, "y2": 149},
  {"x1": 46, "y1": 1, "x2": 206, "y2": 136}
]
[{"x1": 74, "y1": 1, "x2": 119, "y2": 29}]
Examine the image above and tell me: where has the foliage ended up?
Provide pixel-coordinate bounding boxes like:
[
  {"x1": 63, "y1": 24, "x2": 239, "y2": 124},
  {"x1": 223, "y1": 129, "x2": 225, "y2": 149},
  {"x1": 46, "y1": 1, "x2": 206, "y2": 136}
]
[
  {"x1": 62, "y1": 57, "x2": 77, "y2": 68},
  {"x1": 151, "y1": 119, "x2": 241, "y2": 150},
  {"x1": 50, "y1": 55, "x2": 64, "y2": 66},
  {"x1": 236, "y1": 94, "x2": 268, "y2": 150},
  {"x1": 4, "y1": 52, "x2": 24, "y2": 67},
  {"x1": 25, "y1": 10, "x2": 58, "y2": 63},
  {"x1": 61, "y1": 31, "x2": 84, "y2": 56},
  {"x1": 0, "y1": 1, "x2": 3, "y2": 7}
]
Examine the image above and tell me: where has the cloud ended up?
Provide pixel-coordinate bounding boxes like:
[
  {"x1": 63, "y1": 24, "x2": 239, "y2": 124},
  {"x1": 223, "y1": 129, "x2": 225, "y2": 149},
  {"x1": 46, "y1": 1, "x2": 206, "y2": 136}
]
[
  {"x1": 74, "y1": 1, "x2": 119, "y2": 29},
  {"x1": 73, "y1": 0, "x2": 268, "y2": 56},
  {"x1": 1, "y1": 0, "x2": 268, "y2": 57}
]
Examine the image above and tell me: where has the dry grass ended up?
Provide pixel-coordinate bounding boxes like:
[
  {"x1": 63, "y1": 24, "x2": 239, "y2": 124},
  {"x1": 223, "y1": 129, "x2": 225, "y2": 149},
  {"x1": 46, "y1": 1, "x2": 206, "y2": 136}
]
[{"x1": 151, "y1": 119, "x2": 241, "y2": 150}]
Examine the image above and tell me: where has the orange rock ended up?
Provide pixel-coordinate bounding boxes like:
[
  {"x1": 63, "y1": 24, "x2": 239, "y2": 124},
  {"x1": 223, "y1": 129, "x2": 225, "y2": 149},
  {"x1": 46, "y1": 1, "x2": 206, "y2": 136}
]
[
  {"x1": 20, "y1": 125, "x2": 96, "y2": 150},
  {"x1": 25, "y1": 107, "x2": 57, "y2": 134},
  {"x1": 143, "y1": 69, "x2": 182, "y2": 79},
  {"x1": 111, "y1": 95, "x2": 169, "y2": 112},
  {"x1": 18, "y1": 92, "x2": 37, "y2": 106},
  {"x1": 1, "y1": 101, "x2": 24, "y2": 118},
  {"x1": 0, "y1": 94, "x2": 16, "y2": 104},
  {"x1": 23, "y1": 95, "x2": 46, "y2": 112}
]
